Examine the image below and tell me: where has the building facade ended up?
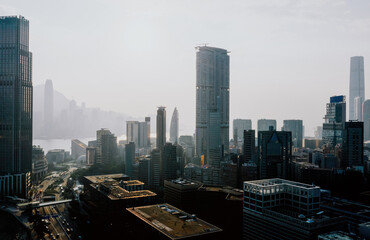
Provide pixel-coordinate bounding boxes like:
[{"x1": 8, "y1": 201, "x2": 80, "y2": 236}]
[
  {"x1": 363, "y1": 99, "x2": 370, "y2": 141},
  {"x1": 349, "y1": 56, "x2": 365, "y2": 120},
  {"x1": 282, "y1": 119, "x2": 303, "y2": 148},
  {"x1": 169, "y1": 107, "x2": 179, "y2": 144},
  {"x1": 195, "y1": 46, "x2": 230, "y2": 164},
  {"x1": 257, "y1": 119, "x2": 276, "y2": 132},
  {"x1": 322, "y1": 96, "x2": 346, "y2": 147},
  {"x1": 233, "y1": 119, "x2": 252, "y2": 142},
  {"x1": 342, "y1": 121, "x2": 364, "y2": 168},
  {"x1": 96, "y1": 128, "x2": 117, "y2": 164},
  {"x1": 0, "y1": 16, "x2": 33, "y2": 198},
  {"x1": 156, "y1": 107, "x2": 166, "y2": 150}
]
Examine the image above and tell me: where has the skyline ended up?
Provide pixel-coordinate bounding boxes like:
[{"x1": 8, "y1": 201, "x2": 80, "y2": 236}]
[{"x1": 1, "y1": 1, "x2": 370, "y2": 136}]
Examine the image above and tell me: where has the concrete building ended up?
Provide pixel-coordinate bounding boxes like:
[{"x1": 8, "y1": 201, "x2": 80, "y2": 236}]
[
  {"x1": 156, "y1": 107, "x2": 166, "y2": 150},
  {"x1": 46, "y1": 149, "x2": 66, "y2": 163},
  {"x1": 243, "y1": 130, "x2": 255, "y2": 163},
  {"x1": 86, "y1": 147, "x2": 96, "y2": 165},
  {"x1": 195, "y1": 46, "x2": 230, "y2": 164},
  {"x1": 126, "y1": 121, "x2": 139, "y2": 144},
  {"x1": 322, "y1": 96, "x2": 346, "y2": 147},
  {"x1": 243, "y1": 179, "x2": 345, "y2": 240},
  {"x1": 32, "y1": 146, "x2": 48, "y2": 182},
  {"x1": 138, "y1": 156, "x2": 151, "y2": 186},
  {"x1": 258, "y1": 128, "x2": 292, "y2": 179},
  {"x1": 164, "y1": 179, "x2": 201, "y2": 211},
  {"x1": 127, "y1": 118, "x2": 150, "y2": 149},
  {"x1": 282, "y1": 119, "x2": 303, "y2": 148},
  {"x1": 233, "y1": 119, "x2": 252, "y2": 142},
  {"x1": 349, "y1": 56, "x2": 365, "y2": 120},
  {"x1": 342, "y1": 121, "x2": 364, "y2": 168},
  {"x1": 125, "y1": 142, "x2": 135, "y2": 178},
  {"x1": 363, "y1": 99, "x2": 370, "y2": 141},
  {"x1": 257, "y1": 119, "x2": 276, "y2": 132},
  {"x1": 96, "y1": 128, "x2": 117, "y2": 164},
  {"x1": 0, "y1": 16, "x2": 33, "y2": 198},
  {"x1": 354, "y1": 96, "x2": 363, "y2": 121},
  {"x1": 169, "y1": 107, "x2": 179, "y2": 144},
  {"x1": 71, "y1": 139, "x2": 87, "y2": 159},
  {"x1": 150, "y1": 149, "x2": 161, "y2": 188}
]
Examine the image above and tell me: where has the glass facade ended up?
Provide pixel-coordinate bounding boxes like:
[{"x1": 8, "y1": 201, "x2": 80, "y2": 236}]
[{"x1": 0, "y1": 16, "x2": 32, "y2": 175}]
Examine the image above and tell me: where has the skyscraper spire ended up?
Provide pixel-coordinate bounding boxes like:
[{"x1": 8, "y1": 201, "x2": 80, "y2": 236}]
[{"x1": 169, "y1": 107, "x2": 179, "y2": 144}]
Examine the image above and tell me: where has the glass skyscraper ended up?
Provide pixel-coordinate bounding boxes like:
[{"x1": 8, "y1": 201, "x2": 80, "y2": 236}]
[
  {"x1": 195, "y1": 46, "x2": 229, "y2": 165},
  {"x1": 0, "y1": 16, "x2": 33, "y2": 198},
  {"x1": 349, "y1": 56, "x2": 365, "y2": 120}
]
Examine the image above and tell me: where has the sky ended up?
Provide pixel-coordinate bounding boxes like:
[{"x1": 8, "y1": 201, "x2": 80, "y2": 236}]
[{"x1": 1, "y1": 0, "x2": 370, "y2": 137}]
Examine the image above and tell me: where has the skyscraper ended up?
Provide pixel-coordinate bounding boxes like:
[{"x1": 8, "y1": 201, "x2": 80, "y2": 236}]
[
  {"x1": 322, "y1": 96, "x2": 346, "y2": 146},
  {"x1": 349, "y1": 56, "x2": 365, "y2": 120},
  {"x1": 363, "y1": 99, "x2": 370, "y2": 141},
  {"x1": 243, "y1": 130, "x2": 255, "y2": 163},
  {"x1": 96, "y1": 128, "x2": 117, "y2": 164},
  {"x1": 233, "y1": 119, "x2": 252, "y2": 142},
  {"x1": 342, "y1": 121, "x2": 363, "y2": 168},
  {"x1": 195, "y1": 46, "x2": 230, "y2": 164},
  {"x1": 354, "y1": 96, "x2": 363, "y2": 121},
  {"x1": 169, "y1": 107, "x2": 179, "y2": 144},
  {"x1": 126, "y1": 121, "x2": 139, "y2": 144},
  {"x1": 127, "y1": 118, "x2": 150, "y2": 149},
  {"x1": 257, "y1": 119, "x2": 276, "y2": 132},
  {"x1": 156, "y1": 107, "x2": 166, "y2": 150},
  {"x1": 44, "y1": 79, "x2": 54, "y2": 137},
  {"x1": 0, "y1": 16, "x2": 33, "y2": 198},
  {"x1": 125, "y1": 142, "x2": 135, "y2": 178},
  {"x1": 282, "y1": 119, "x2": 303, "y2": 148}
]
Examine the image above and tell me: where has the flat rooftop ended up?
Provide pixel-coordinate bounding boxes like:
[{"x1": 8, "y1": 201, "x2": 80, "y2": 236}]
[
  {"x1": 122, "y1": 180, "x2": 144, "y2": 186},
  {"x1": 127, "y1": 204, "x2": 222, "y2": 239},
  {"x1": 93, "y1": 182, "x2": 156, "y2": 200},
  {"x1": 245, "y1": 178, "x2": 319, "y2": 189},
  {"x1": 84, "y1": 173, "x2": 129, "y2": 184}
]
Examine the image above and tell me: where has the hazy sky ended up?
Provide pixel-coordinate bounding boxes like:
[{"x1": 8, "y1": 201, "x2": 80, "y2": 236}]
[{"x1": 1, "y1": 0, "x2": 370, "y2": 136}]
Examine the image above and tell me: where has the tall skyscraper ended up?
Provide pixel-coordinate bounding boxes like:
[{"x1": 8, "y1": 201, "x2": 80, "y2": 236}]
[
  {"x1": 354, "y1": 96, "x2": 363, "y2": 121},
  {"x1": 342, "y1": 121, "x2": 363, "y2": 168},
  {"x1": 322, "y1": 96, "x2": 346, "y2": 146},
  {"x1": 127, "y1": 117, "x2": 150, "y2": 149},
  {"x1": 349, "y1": 56, "x2": 365, "y2": 120},
  {"x1": 233, "y1": 119, "x2": 252, "y2": 142},
  {"x1": 161, "y1": 143, "x2": 177, "y2": 181},
  {"x1": 243, "y1": 130, "x2": 255, "y2": 163},
  {"x1": 0, "y1": 16, "x2": 33, "y2": 198},
  {"x1": 282, "y1": 119, "x2": 303, "y2": 148},
  {"x1": 257, "y1": 119, "x2": 276, "y2": 132},
  {"x1": 363, "y1": 99, "x2": 370, "y2": 141},
  {"x1": 156, "y1": 107, "x2": 166, "y2": 150},
  {"x1": 96, "y1": 128, "x2": 117, "y2": 164},
  {"x1": 169, "y1": 107, "x2": 179, "y2": 144},
  {"x1": 125, "y1": 142, "x2": 135, "y2": 178},
  {"x1": 195, "y1": 46, "x2": 230, "y2": 164},
  {"x1": 44, "y1": 79, "x2": 54, "y2": 137},
  {"x1": 126, "y1": 121, "x2": 139, "y2": 144}
]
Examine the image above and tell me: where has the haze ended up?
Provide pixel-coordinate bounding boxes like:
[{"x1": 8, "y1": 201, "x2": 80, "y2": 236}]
[{"x1": 1, "y1": 0, "x2": 370, "y2": 136}]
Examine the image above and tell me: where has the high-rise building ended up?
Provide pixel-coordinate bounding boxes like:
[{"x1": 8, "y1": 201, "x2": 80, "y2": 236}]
[
  {"x1": 258, "y1": 128, "x2": 292, "y2": 179},
  {"x1": 322, "y1": 96, "x2": 346, "y2": 146},
  {"x1": 138, "y1": 156, "x2": 150, "y2": 186},
  {"x1": 282, "y1": 120, "x2": 303, "y2": 148},
  {"x1": 0, "y1": 16, "x2": 33, "y2": 198},
  {"x1": 44, "y1": 79, "x2": 54, "y2": 137},
  {"x1": 156, "y1": 107, "x2": 166, "y2": 150},
  {"x1": 162, "y1": 143, "x2": 177, "y2": 182},
  {"x1": 125, "y1": 142, "x2": 135, "y2": 178},
  {"x1": 257, "y1": 119, "x2": 276, "y2": 132},
  {"x1": 169, "y1": 107, "x2": 179, "y2": 144},
  {"x1": 342, "y1": 121, "x2": 363, "y2": 168},
  {"x1": 363, "y1": 99, "x2": 370, "y2": 141},
  {"x1": 138, "y1": 117, "x2": 150, "y2": 149},
  {"x1": 243, "y1": 130, "x2": 255, "y2": 163},
  {"x1": 96, "y1": 128, "x2": 117, "y2": 164},
  {"x1": 150, "y1": 149, "x2": 161, "y2": 188},
  {"x1": 195, "y1": 46, "x2": 230, "y2": 164},
  {"x1": 233, "y1": 119, "x2": 252, "y2": 142},
  {"x1": 349, "y1": 56, "x2": 365, "y2": 120},
  {"x1": 126, "y1": 121, "x2": 139, "y2": 144},
  {"x1": 354, "y1": 96, "x2": 363, "y2": 121}
]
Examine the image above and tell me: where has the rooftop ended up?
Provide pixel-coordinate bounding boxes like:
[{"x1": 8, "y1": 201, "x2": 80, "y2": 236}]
[
  {"x1": 121, "y1": 180, "x2": 144, "y2": 186},
  {"x1": 245, "y1": 178, "x2": 319, "y2": 190},
  {"x1": 318, "y1": 231, "x2": 354, "y2": 240},
  {"x1": 93, "y1": 181, "x2": 156, "y2": 200},
  {"x1": 127, "y1": 204, "x2": 222, "y2": 239},
  {"x1": 84, "y1": 173, "x2": 129, "y2": 184}
]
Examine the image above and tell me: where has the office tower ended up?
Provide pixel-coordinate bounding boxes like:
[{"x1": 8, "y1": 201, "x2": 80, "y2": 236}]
[
  {"x1": 354, "y1": 96, "x2": 363, "y2": 121},
  {"x1": 258, "y1": 128, "x2": 292, "y2": 179},
  {"x1": 349, "y1": 56, "x2": 365, "y2": 120},
  {"x1": 0, "y1": 16, "x2": 33, "y2": 198},
  {"x1": 314, "y1": 126, "x2": 323, "y2": 139},
  {"x1": 126, "y1": 121, "x2": 139, "y2": 144},
  {"x1": 169, "y1": 107, "x2": 179, "y2": 144},
  {"x1": 96, "y1": 128, "x2": 117, "y2": 164},
  {"x1": 162, "y1": 143, "x2": 177, "y2": 181},
  {"x1": 282, "y1": 119, "x2": 303, "y2": 148},
  {"x1": 138, "y1": 117, "x2": 150, "y2": 148},
  {"x1": 156, "y1": 106, "x2": 166, "y2": 150},
  {"x1": 208, "y1": 110, "x2": 222, "y2": 168},
  {"x1": 150, "y1": 149, "x2": 161, "y2": 188},
  {"x1": 364, "y1": 100, "x2": 370, "y2": 141},
  {"x1": 44, "y1": 79, "x2": 54, "y2": 137},
  {"x1": 138, "y1": 156, "x2": 150, "y2": 186},
  {"x1": 86, "y1": 147, "x2": 96, "y2": 165},
  {"x1": 243, "y1": 130, "x2": 255, "y2": 163},
  {"x1": 243, "y1": 179, "x2": 344, "y2": 240},
  {"x1": 233, "y1": 119, "x2": 252, "y2": 142},
  {"x1": 342, "y1": 121, "x2": 363, "y2": 168},
  {"x1": 257, "y1": 119, "x2": 276, "y2": 132},
  {"x1": 322, "y1": 96, "x2": 346, "y2": 146},
  {"x1": 195, "y1": 46, "x2": 230, "y2": 164},
  {"x1": 125, "y1": 142, "x2": 135, "y2": 178}
]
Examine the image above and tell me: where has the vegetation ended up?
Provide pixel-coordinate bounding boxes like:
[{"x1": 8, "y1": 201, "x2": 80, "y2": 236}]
[{"x1": 71, "y1": 161, "x2": 125, "y2": 182}]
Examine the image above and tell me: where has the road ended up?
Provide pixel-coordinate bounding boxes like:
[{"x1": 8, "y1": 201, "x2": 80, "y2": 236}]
[{"x1": 41, "y1": 205, "x2": 71, "y2": 240}]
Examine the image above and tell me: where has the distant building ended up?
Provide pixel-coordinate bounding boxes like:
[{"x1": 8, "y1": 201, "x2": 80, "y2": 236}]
[
  {"x1": 349, "y1": 56, "x2": 365, "y2": 121},
  {"x1": 196, "y1": 46, "x2": 230, "y2": 164},
  {"x1": 86, "y1": 147, "x2": 96, "y2": 165},
  {"x1": 342, "y1": 121, "x2": 364, "y2": 168},
  {"x1": 179, "y1": 135, "x2": 195, "y2": 163},
  {"x1": 233, "y1": 119, "x2": 252, "y2": 142},
  {"x1": 150, "y1": 149, "x2": 161, "y2": 188},
  {"x1": 96, "y1": 128, "x2": 117, "y2": 164},
  {"x1": 127, "y1": 118, "x2": 150, "y2": 149},
  {"x1": 322, "y1": 96, "x2": 346, "y2": 146},
  {"x1": 363, "y1": 100, "x2": 370, "y2": 141},
  {"x1": 243, "y1": 130, "x2": 255, "y2": 162},
  {"x1": 315, "y1": 126, "x2": 323, "y2": 139},
  {"x1": 138, "y1": 156, "x2": 151, "y2": 186},
  {"x1": 46, "y1": 149, "x2": 66, "y2": 163},
  {"x1": 125, "y1": 142, "x2": 135, "y2": 178},
  {"x1": 162, "y1": 143, "x2": 178, "y2": 182},
  {"x1": 71, "y1": 139, "x2": 87, "y2": 159},
  {"x1": 169, "y1": 108, "x2": 179, "y2": 144},
  {"x1": 354, "y1": 96, "x2": 364, "y2": 121},
  {"x1": 243, "y1": 179, "x2": 345, "y2": 240},
  {"x1": 282, "y1": 119, "x2": 303, "y2": 148},
  {"x1": 156, "y1": 107, "x2": 166, "y2": 150},
  {"x1": 32, "y1": 146, "x2": 48, "y2": 182},
  {"x1": 126, "y1": 121, "x2": 139, "y2": 144},
  {"x1": 257, "y1": 119, "x2": 276, "y2": 132},
  {"x1": 258, "y1": 128, "x2": 292, "y2": 179},
  {"x1": 303, "y1": 138, "x2": 323, "y2": 149}
]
